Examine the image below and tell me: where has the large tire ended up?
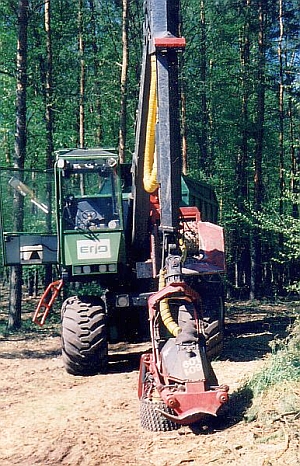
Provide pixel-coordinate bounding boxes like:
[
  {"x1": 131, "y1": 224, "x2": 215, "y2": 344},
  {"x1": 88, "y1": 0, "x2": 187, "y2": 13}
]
[
  {"x1": 61, "y1": 295, "x2": 108, "y2": 376},
  {"x1": 202, "y1": 292, "x2": 225, "y2": 360},
  {"x1": 140, "y1": 398, "x2": 180, "y2": 432},
  {"x1": 186, "y1": 276, "x2": 225, "y2": 360}
]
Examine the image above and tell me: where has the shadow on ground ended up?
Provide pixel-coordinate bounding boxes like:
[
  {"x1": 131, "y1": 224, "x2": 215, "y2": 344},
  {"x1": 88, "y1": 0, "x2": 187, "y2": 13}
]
[
  {"x1": 188, "y1": 385, "x2": 254, "y2": 435},
  {"x1": 221, "y1": 314, "x2": 295, "y2": 362},
  {"x1": 0, "y1": 347, "x2": 61, "y2": 359},
  {"x1": 0, "y1": 306, "x2": 295, "y2": 372},
  {"x1": 108, "y1": 349, "x2": 149, "y2": 373}
]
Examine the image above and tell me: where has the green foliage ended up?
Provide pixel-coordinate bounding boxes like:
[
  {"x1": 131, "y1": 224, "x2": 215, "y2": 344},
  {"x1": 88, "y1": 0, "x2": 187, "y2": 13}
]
[
  {"x1": 66, "y1": 281, "x2": 103, "y2": 298},
  {"x1": 251, "y1": 323, "x2": 300, "y2": 394},
  {"x1": 245, "y1": 317, "x2": 300, "y2": 422},
  {"x1": 251, "y1": 172, "x2": 300, "y2": 291},
  {"x1": 182, "y1": 0, "x2": 299, "y2": 296},
  {"x1": 0, "y1": 0, "x2": 299, "y2": 297}
]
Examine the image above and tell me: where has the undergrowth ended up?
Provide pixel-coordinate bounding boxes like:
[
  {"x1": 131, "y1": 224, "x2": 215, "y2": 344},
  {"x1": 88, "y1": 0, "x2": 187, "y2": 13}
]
[
  {"x1": 245, "y1": 318, "x2": 300, "y2": 423},
  {"x1": 0, "y1": 303, "x2": 61, "y2": 338}
]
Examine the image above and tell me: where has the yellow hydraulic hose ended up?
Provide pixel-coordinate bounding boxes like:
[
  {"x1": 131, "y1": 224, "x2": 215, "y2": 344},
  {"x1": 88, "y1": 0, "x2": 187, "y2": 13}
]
[
  {"x1": 143, "y1": 55, "x2": 159, "y2": 193},
  {"x1": 159, "y1": 269, "x2": 181, "y2": 337},
  {"x1": 143, "y1": 57, "x2": 182, "y2": 337},
  {"x1": 179, "y1": 237, "x2": 187, "y2": 264}
]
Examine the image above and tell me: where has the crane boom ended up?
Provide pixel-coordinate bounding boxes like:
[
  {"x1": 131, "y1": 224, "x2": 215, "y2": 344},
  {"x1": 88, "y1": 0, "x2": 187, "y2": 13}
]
[{"x1": 131, "y1": 0, "x2": 184, "y2": 254}]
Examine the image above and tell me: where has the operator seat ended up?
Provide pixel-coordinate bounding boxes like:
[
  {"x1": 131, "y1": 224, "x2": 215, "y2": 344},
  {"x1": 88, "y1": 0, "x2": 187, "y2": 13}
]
[{"x1": 75, "y1": 197, "x2": 113, "y2": 229}]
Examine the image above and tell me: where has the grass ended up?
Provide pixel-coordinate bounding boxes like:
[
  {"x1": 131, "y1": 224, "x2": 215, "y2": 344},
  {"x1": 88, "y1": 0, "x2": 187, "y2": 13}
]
[
  {"x1": 0, "y1": 297, "x2": 61, "y2": 339},
  {"x1": 244, "y1": 318, "x2": 300, "y2": 423}
]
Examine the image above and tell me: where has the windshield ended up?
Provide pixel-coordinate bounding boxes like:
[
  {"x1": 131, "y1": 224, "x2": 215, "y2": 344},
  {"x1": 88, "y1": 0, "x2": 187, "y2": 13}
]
[{"x1": 60, "y1": 164, "x2": 121, "y2": 231}]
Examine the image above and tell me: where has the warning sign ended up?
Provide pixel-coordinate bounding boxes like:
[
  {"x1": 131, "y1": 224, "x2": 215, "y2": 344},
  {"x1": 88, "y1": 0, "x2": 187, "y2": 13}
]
[{"x1": 20, "y1": 245, "x2": 43, "y2": 264}]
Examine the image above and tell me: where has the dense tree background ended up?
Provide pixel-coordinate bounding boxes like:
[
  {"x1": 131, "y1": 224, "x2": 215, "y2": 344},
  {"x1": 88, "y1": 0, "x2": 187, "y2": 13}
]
[{"x1": 0, "y1": 0, "x2": 299, "y2": 308}]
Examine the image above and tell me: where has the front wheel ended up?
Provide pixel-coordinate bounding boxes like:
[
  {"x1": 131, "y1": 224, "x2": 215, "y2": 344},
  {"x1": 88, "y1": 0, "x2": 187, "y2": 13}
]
[
  {"x1": 140, "y1": 398, "x2": 180, "y2": 432},
  {"x1": 61, "y1": 295, "x2": 108, "y2": 375}
]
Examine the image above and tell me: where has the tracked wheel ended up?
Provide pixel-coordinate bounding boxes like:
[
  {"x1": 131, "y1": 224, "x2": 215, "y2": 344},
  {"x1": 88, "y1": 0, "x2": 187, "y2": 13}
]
[
  {"x1": 140, "y1": 398, "x2": 180, "y2": 432},
  {"x1": 61, "y1": 295, "x2": 108, "y2": 376}
]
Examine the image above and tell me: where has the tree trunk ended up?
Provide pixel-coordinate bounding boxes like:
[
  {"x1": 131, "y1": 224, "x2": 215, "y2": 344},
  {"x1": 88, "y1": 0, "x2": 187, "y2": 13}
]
[
  {"x1": 283, "y1": 2, "x2": 298, "y2": 288},
  {"x1": 118, "y1": 0, "x2": 129, "y2": 163},
  {"x1": 8, "y1": 0, "x2": 29, "y2": 329},
  {"x1": 78, "y1": 0, "x2": 85, "y2": 148},
  {"x1": 8, "y1": 265, "x2": 23, "y2": 329},
  {"x1": 44, "y1": 0, "x2": 54, "y2": 287},
  {"x1": 181, "y1": 88, "x2": 187, "y2": 175},
  {"x1": 89, "y1": 0, "x2": 102, "y2": 145},
  {"x1": 199, "y1": 0, "x2": 209, "y2": 175},
  {"x1": 233, "y1": 0, "x2": 251, "y2": 299},
  {"x1": 250, "y1": 0, "x2": 265, "y2": 299},
  {"x1": 288, "y1": 99, "x2": 298, "y2": 220},
  {"x1": 277, "y1": 0, "x2": 285, "y2": 294}
]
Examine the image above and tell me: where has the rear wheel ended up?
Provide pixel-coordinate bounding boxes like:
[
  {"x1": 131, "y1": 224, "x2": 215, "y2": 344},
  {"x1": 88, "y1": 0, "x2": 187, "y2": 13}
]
[
  {"x1": 198, "y1": 280, "x2": 225, "y2": 360},
  {"x1": 202, "y1": 294, "x2": 225, "y2": 360},
  {"x1": 61, "y1": 295, "x2": 108, "y2": 375}
]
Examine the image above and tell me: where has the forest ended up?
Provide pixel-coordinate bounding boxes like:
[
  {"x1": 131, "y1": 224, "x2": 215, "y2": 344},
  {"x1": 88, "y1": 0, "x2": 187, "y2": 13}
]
[{"x1": 0, "y1": 0, "x2": 299, "y2": 327}]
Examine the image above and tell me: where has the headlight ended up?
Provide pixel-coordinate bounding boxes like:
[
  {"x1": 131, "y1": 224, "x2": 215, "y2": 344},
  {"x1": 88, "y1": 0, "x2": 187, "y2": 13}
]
[
  {"x1": 57, "y1": 158, "x2": 65, "y2": 168},
  {"x1": 107, "y1": 157, "x2": 117, "y2": 167},
  {"x1": 116, "y1": 295, "x2": 129, "y2": 307},
  {"x1": 108, "y1": 220, "x2": 119, "y2": 229}
]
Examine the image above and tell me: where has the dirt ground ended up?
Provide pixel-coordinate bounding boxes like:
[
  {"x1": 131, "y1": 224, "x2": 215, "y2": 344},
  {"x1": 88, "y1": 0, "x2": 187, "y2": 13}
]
[{"x1": 0, "y1": 301, "x2": 300, "y2": 466}]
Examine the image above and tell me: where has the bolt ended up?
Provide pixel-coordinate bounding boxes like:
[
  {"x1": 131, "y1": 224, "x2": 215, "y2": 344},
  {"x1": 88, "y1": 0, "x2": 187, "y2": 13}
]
[
  {"x1": 167, "y1": 397, "x2": 179, "y2": 409},
  {"x1": 173, "y1": 258, "x2": 180, "y2": 267}
]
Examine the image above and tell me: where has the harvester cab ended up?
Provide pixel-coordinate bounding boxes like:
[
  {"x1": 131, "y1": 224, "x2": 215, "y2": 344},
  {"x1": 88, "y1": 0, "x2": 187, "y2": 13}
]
[{"x1": 54, "y1": 148, "x2": 125, "y2": 281}]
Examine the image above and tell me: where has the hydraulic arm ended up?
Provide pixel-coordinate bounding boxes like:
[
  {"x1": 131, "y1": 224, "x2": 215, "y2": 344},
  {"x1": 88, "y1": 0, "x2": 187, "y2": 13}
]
[
  {"x1": 131, "y1": 0, "x2": 184, "y2": 257},
  {"x1": 136, "y1": 0, "x2": 228, "y2": 430}
]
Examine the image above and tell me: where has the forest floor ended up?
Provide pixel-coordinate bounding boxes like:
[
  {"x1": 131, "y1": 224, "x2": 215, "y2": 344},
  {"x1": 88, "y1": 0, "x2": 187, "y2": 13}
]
[{"x1": 0, "y1": 298, "x2": 300, "y2": 465}]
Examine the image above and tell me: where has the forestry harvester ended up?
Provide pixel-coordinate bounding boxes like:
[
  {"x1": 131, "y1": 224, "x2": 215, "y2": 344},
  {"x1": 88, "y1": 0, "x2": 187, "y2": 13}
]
[{"x1": 0, "y1": 0, "x2": 228, "y2": 430}]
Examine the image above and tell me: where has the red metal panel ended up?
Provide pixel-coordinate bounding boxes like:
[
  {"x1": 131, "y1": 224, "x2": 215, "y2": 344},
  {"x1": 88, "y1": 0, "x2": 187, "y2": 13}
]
[{"x1": 154, "y1": 37, "x2": 186, "y2": 49}]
